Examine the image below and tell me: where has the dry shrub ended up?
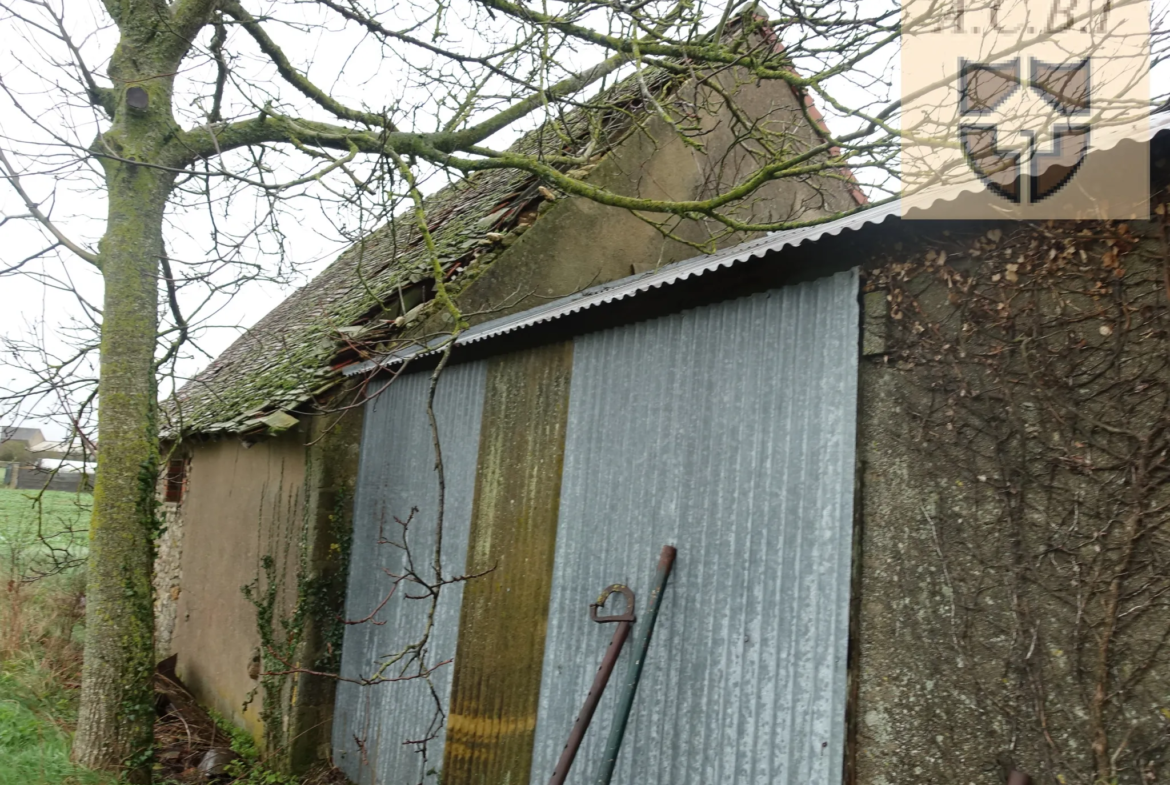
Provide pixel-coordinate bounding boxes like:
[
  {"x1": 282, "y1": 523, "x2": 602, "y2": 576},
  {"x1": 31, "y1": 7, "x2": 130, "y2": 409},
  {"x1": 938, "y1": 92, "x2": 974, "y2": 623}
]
[{"x1": 1, "y1": 571, "x2": 86, "y2": 674}]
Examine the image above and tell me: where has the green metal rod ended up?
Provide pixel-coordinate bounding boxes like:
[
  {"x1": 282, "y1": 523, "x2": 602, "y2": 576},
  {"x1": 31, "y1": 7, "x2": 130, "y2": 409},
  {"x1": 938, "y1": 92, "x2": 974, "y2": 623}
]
[{"x1": 595, "y1": 544, "x2": 677, "y2": 785}]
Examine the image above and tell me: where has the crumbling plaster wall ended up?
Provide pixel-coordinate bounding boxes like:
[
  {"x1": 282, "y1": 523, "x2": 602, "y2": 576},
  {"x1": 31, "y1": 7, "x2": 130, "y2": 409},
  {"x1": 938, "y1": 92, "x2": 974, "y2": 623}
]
[
  {"x1": 854, "y1": 220, "x2": 1170, "y2": 785},
  {"x1": 158, "y1": 400, "x2": 363, "y2": 768}
]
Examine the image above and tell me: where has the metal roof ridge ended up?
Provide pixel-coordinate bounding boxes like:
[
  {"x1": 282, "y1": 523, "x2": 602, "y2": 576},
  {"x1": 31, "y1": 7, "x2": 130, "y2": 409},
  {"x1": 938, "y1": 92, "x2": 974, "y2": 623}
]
[{"x1": 344, "y1": 201, "x2": 903, "y2": 377}]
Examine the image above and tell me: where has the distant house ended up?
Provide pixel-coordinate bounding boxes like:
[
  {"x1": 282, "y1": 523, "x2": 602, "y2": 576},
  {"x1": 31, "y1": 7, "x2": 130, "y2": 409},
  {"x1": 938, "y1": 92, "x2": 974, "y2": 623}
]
[
  {"x1": 27, "y1": 439, "x2": 80, "y2": 458},
  {"x1": 0, "y1": 426, "x2": 88, "y2": 459},
  {"x1": 0, "y1": 427, "x2": 94, "y2": 493},
  {"x1": 0, "y1": 426, "x2": 44, "y2": 450}
]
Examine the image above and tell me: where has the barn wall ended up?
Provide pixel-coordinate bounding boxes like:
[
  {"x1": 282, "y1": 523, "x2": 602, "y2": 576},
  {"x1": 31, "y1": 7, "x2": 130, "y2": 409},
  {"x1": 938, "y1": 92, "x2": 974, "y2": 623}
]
[
  {"x1": 529, "y1": 270, "x2": 860, "y2": 785},
  {"x1": 335, "y1": 271, "x2": 861, "y2": 785},
  {"x1": 443, "y1": 342, "x2": 574, "y2": 785},
  {"x1": 168, "y1": 430, "x2": 307, "y2": 739},
  {"x1": 283, "y1": 402, "x2": 367, "y2": 771},
  {"x1": 154, "y1": 495, "x2": 185, "y2": 657},
  {"x1": 332, "y1": 362, "x2": 488, "y2": 785},
  {"x1": 429, "y1": 68, "x2": 860, "y2": 336},
  {"x1": 854, "y1": 221, "x2": 1170, "y2": 785}
]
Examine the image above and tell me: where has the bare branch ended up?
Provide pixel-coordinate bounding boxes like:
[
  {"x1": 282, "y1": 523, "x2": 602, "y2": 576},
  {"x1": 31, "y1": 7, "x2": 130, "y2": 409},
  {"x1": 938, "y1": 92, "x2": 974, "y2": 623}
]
[{"x1": 0, "y1": 146, "x2": 100, "y2": 268}]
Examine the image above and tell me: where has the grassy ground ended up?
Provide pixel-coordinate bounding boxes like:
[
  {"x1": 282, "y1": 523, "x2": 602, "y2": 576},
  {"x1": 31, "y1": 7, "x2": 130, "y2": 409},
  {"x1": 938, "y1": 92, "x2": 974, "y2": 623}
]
[
  {"x1": 0, "y1": 487, "x2": 92, "y2": 578},
  {"x1": 0, "y1": 488, "x2": 348, "y2": 785},
  {"x1": 0, "y1": 487, "x2": 115, "y2": 785}
]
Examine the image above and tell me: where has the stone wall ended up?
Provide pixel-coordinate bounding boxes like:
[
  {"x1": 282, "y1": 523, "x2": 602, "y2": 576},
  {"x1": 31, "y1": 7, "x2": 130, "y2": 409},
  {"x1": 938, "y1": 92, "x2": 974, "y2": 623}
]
[{"x1": 154, "y1": 499, "x2": 184, "y2": 658}]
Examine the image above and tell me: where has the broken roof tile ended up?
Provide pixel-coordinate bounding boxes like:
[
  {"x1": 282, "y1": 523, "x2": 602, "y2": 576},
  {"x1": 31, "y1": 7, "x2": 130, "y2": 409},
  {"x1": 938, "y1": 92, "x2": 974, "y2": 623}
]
[{"x1": 164, "y1": 73, "x2": 673, "y2": 437}]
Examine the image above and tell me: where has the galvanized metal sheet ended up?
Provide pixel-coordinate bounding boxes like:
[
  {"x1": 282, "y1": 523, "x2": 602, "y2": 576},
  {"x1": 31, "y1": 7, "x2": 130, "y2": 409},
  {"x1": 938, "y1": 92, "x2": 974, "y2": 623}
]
[
  {"x1": 333, "y1": 362, "x2": 487, "y2": 785},
  {"x1": 529, "y1": 269, "x2": 860, "y2": 785}
]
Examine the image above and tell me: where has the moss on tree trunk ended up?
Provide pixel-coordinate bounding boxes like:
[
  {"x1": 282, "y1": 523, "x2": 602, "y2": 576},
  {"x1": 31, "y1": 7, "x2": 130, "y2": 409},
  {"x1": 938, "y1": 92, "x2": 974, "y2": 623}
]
[
  {"x1": 71, "y1": 21, "x2": 183, "y2": 772},
  {"x1": 72, "y1": 158, "x2": 173, "y2": 783}
]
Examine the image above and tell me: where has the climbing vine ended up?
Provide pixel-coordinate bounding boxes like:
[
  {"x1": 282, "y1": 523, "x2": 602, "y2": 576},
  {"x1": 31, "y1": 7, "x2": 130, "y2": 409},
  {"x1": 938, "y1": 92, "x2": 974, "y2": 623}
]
[{"x1": 863, "y1": 213, "x2": 1170, "y2": 785}]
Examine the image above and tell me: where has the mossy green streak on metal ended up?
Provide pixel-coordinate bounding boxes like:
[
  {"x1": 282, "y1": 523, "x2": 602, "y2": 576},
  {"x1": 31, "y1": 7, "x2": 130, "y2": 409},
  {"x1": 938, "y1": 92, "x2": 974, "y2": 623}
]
[{"x1": 443, "y1": 342, "x2": 573, "y2": 785}]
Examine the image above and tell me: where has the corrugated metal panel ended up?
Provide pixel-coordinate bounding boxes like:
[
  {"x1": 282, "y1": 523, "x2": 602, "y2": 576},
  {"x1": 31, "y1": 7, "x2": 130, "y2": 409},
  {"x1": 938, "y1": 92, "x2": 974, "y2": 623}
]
[
  {"x1": 529, "y1": 269, "x2": 860, "y2": 785},
  {"x1": 443, "y1": 343, "x2": 574, "y2": 785},
  {"x1": 333, "y1": 362, "x2": 487, "y2": 785}
]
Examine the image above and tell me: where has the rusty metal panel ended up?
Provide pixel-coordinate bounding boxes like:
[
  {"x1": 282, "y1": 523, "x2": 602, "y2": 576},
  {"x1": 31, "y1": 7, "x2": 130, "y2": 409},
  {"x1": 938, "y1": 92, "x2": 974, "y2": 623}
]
[
  {"x1": 529, "y1": 269, "x2": 860, "y2": 785},
  {"x1": 332, "y1": 362, "x2": 487, "y2": 785},
  {"x1": 443, "y1": 342, "x2": 574, "y2": 785}
]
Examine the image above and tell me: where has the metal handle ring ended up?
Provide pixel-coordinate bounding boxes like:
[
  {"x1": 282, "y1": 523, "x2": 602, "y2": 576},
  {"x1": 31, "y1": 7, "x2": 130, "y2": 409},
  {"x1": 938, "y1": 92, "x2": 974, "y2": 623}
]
[{"x1": 590, "y1": 584, "x2": 635, "y2": 623}]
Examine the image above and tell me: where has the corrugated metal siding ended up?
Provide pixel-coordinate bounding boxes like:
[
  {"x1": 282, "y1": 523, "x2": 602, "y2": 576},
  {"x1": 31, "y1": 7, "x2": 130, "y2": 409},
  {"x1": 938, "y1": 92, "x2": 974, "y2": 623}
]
[
  {"x1": 333, "y1": 362, "x2": 487, "y2": 785},
  {"x1": 529, "y1": 269, "x2": 860, "y2": 785}
]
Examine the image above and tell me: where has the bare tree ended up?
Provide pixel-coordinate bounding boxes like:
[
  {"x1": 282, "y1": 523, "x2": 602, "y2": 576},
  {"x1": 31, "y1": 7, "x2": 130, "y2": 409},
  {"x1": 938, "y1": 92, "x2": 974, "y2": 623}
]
[{"x1": 0, "y1": 0, "x2": 1162, "y2": 780}]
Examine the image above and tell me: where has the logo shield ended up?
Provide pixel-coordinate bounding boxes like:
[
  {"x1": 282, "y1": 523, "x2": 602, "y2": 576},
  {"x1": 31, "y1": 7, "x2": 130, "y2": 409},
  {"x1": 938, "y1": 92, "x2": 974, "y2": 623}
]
[{"x1": 958, "y1": 58, "x2": 1091, "y2": 205}]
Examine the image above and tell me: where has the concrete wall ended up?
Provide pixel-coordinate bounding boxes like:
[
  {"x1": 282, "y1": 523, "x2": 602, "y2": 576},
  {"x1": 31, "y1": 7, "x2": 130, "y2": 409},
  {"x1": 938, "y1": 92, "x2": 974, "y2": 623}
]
[
  {"x1": 167, "y1": 430, "x2": 307, "y2": 739},
  {"x1": 4, "y1": 463, "x2": 93, "y2": 493},
  {"x1": 854, "y1": 220, "x2": 1170, "y2": 785},
  {"x1": 440, "y1": 68, "x2": 860, "y2": 330}
]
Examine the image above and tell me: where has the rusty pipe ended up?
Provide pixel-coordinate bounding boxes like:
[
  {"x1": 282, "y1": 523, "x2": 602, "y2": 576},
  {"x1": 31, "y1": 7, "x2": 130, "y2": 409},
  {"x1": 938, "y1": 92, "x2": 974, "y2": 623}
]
[
  {"x1": 595, "y1": 545, "x2": 677, "y2": 785},
  {"x1": 547, "y1": 585, "x2": 636, "y2": 785}
]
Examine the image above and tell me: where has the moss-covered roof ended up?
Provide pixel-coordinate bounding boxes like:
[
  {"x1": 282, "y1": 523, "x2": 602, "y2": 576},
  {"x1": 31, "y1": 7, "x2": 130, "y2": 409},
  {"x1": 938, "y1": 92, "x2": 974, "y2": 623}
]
[{"x1": 165, "y1": 80, "x2": 670, "y2": 438}]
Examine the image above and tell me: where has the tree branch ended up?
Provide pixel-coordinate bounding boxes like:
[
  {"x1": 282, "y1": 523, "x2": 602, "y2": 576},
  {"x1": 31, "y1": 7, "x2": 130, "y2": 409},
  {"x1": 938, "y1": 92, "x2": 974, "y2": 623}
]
[
  {"x1": 222, "y1": 0, "x2": 401, "y2": 131},
  {"x1": 167, "y1": 0, "x2": 221, "y2": 62},
  {"x1": 0, "y1": 146, "x2": 100, "y2": 268},
  {"x1": 155, "y1": 253, "x2": 189, "y2": 369}
]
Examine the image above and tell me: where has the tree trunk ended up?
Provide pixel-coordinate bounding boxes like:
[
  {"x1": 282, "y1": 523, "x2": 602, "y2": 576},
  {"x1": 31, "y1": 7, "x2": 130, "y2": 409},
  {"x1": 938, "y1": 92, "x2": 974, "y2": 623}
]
[{"x1": 72, "y1": 156, "x2": 174, "y2": 783}]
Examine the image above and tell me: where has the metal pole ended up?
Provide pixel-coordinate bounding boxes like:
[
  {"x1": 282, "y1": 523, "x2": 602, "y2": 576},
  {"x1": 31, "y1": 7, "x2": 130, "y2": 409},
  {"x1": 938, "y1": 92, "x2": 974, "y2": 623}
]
[
  {"x1": 595, "y1": 544, "x2": 676, "y2": 785},
  {"x1": 547, "y1": 585, "x2": 636, "y2": 785}
]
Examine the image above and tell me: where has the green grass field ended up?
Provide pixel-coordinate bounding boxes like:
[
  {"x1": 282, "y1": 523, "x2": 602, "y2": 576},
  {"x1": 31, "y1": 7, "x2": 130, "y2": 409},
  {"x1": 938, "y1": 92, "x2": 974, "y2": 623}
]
[
  {"x1": 0, "y1": 487, "x2": 118, "y2": 785},
  {"x1": 0, "y1": 490, "x2": 332, "y2": 784},
  {"x1": 0, "y1": 487, "x2": 92, "y2": 578}
]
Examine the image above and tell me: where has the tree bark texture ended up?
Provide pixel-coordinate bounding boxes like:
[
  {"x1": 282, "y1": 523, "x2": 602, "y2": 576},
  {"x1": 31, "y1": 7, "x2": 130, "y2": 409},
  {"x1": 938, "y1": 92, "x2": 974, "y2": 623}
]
[
  {"x1": 72, "y1": 11, "x2": 186, "y2": 774},
  {"x1": 73, "y1": 159, "x2": 172, "y2": 782}
]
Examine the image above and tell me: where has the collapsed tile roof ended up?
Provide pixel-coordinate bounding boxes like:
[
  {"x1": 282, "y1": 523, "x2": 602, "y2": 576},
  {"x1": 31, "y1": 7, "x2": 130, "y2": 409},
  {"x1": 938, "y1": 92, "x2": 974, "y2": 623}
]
[
  {"x1": 166, "y1": 73, "x2": 680, "y2": 438},
  {"x1": 166, "y1": 31, "x2": 868, "y2": 439}
]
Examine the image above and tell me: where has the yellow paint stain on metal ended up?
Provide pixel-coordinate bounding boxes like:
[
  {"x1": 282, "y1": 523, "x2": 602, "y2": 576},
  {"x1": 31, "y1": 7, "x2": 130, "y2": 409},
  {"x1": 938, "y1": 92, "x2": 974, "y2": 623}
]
[
  {"x1": 443, "y1": 342, "x2": 573, "y2": 785},
  {"x1": 445, "y1": 712, "x2": 540, "y2": 760}
]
